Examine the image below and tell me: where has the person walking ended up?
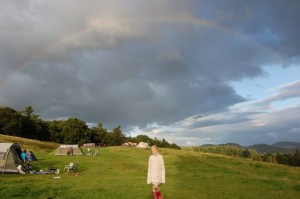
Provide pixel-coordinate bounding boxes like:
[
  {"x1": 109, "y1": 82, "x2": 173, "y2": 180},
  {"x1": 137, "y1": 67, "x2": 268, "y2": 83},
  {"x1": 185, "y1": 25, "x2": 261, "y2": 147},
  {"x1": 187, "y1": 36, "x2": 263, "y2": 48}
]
[{"x1": 147, "y1": 145, "x2": 165, "y2": 199}]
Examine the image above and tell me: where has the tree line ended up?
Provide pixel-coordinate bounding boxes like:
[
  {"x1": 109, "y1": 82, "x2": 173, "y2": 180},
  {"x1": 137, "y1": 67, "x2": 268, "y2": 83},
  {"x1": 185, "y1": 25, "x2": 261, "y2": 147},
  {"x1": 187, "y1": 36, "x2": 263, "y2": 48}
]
[
  {"x1": 193, "y1": 145, "x2": 300, "y2": 167},
  {"x1": 0, "y1": 106, "x2": 180, "y2": 149}
]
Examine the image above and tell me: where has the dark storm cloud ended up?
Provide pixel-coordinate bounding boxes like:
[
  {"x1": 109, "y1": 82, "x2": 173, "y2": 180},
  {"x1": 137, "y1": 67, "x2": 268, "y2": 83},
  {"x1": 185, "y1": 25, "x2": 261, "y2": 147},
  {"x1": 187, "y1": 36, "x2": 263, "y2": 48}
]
[
  {"x1": 0, "y1": 1, "x2": 299, "y2": 145},
  {"x1": 197, "y1": 0, "x2": 300, "y2": 62}
]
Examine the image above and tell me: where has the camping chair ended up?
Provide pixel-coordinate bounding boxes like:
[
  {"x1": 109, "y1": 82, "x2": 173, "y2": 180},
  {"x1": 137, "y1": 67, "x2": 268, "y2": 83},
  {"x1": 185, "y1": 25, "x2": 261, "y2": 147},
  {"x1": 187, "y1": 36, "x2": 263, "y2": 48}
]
[
  {"x1": 63, "y1": 162, "x2": 77, "y2": 173},
  {"x1": 93, "y1": 149, "x2": 99, "y2": 156},
  {"x1": 87, "y1": 148, "x2": 92, "y2": 156}
]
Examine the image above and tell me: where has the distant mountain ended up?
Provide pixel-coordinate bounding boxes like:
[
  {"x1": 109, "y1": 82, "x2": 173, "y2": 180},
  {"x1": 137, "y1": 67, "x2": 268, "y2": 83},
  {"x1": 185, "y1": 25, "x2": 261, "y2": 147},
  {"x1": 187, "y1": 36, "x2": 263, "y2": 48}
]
[
  {"x1": 271, "y1": 142, "x2": 300, "y2": 149},
  {"x1": 247, "y1": 144, "x2": 284, "y2": 154},
  {"x1": 200, "y1": 142, "x2": 299, "y2": 154},
  {"x1": 201, "y1": 144, "x2": 214, "y2": 147},
  {"x1": 201, "y1": 143, "x2": 242, "y2": 147},
  {"x1": 248, "y1": 142, "x2": 300, "y2": 154},
  {"x1": 219, "y1": 143, "x2": 242, "y2": 147}
]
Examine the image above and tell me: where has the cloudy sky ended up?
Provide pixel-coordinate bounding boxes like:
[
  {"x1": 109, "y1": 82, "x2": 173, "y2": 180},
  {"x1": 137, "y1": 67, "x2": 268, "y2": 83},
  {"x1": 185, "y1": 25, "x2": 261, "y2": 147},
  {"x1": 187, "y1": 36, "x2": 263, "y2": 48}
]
[{"x1": 1, "y1": 0, "x2": 300, "y2": 146}]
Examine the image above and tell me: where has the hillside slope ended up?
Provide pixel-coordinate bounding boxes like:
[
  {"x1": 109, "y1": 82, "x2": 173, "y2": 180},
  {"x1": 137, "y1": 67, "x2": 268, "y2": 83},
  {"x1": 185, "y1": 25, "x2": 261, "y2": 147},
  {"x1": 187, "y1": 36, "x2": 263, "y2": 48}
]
[
  {"x1": 0, "y1": 134, "x2": 59, "y2": 151},
  {"x1": 0, "y1": 136, "x2": 300, "y2": 199}
]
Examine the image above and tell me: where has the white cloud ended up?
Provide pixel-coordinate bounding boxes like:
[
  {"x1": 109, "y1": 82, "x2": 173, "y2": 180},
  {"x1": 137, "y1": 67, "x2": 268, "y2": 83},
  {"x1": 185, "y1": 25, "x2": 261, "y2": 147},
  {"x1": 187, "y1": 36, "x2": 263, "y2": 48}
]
[{"x1": 136, "y1": 80, "x2": 300, "y2": 146}]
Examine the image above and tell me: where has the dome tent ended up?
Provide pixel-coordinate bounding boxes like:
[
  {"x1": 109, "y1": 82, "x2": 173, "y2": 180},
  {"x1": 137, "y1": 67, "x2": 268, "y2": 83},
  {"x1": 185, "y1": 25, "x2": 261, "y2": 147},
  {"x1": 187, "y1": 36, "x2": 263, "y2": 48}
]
[
  {"x1": 0, "y1": 143, "x2": 30, "y2": 174},
  {"x1": 136, "y1": 142, "x2": 149, "y2": 149}
]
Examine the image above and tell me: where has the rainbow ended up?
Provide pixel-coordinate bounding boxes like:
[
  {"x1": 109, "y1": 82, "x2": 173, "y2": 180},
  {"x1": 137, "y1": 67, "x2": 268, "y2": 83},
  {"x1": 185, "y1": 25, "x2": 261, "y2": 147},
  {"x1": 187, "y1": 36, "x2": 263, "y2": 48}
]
[{"x1": 0, "y1": 15, "x2": 284, "y2": 91}]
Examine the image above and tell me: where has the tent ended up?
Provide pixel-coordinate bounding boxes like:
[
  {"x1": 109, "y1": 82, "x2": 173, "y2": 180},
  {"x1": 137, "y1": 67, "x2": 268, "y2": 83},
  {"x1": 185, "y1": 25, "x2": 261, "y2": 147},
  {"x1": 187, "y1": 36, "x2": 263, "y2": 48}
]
[
  {"x1": 54, "y1": 145, "x2": 84, "y2": 155},
  {"x1": 0, "y1": 143, "x2": 28, "y2": 174},
  {"x1": 83, "y1": 143, "x2": 95, "y2": 147},
  {"x1": 136, "y1": 142, "x2": 149, "y2": 149},
  {"x1": 26, "y1": 151, "x2": 38, "y2": 161}
]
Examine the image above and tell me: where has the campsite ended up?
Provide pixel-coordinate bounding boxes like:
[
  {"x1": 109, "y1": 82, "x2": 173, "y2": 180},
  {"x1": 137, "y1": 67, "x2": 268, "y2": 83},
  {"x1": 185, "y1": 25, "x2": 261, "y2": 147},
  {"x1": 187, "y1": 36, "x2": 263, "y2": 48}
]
[{"x1": 1, "y1": 134, "x2": 300, "y2": 199}]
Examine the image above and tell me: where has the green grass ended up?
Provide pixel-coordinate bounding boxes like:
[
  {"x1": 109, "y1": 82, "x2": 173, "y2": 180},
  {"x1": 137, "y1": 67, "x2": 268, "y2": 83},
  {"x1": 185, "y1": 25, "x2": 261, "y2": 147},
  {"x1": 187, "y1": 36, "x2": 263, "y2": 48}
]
[
  {"x1": 0, "y1": 134, "x2": 59, "y2": 152},
  {"x1": 1, "y1": 135, "x2": 300, "y2": 199}
]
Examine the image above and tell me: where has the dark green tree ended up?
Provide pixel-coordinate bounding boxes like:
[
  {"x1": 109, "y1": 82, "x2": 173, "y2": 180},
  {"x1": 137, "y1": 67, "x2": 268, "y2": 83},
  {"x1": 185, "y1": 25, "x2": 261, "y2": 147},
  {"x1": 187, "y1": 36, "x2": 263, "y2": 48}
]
[
  {"x1": 294, "y1": 149, "x2": 300, "y2": 166},
  {"x1": 61, "y1": 118, "x2": 88, "y2": 144},
  {"x1": 93, "y1": 122, "x2": 109, "y2": 146},
  {"x1": 22, "y1": 106, "x2": 35, "y2": 118},
  {"x1": 288, "y1": 153, "x2": 295, "y2": 166},
  {"x1": 0, "y1": 107, "x2": 22, "y2": 136},
  {"x1": 159, "y1": 138, "x2": 170, "y2": 147},
  {"x1": 48, "y1": 120, "x2": 64, "y2": 143},
  {"x1": 112, "y1": 125, "x2": 125, "y2": 146},
  {"x1": 84, "y1": 128, "x2": 102, "y2": 144},
  {"x1": 276, "y1": 152, "x2": 289, "y2": 165},
  {"x1": 135, "y1": 134, "x2": 152, "y2": 144},
  {"x1": 102, "y1": 132, "x2": 116, "y2": 146},
  {"x1": 242, "y1": 149, "x2": 251, "y2": 158},
  {"x1": 32, "y1": 117, "x2": 49, "y2": 140}
]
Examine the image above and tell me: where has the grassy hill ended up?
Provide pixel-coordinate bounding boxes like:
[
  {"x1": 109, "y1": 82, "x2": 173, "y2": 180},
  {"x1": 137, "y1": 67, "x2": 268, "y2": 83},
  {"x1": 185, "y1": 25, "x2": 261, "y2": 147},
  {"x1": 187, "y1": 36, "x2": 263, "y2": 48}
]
[
  {"x1": 1, "y1": 135, "x2": 300, "y2": 199},
  {"x1": 0, "y1": 134, "x2": 59, "y2": 152}
]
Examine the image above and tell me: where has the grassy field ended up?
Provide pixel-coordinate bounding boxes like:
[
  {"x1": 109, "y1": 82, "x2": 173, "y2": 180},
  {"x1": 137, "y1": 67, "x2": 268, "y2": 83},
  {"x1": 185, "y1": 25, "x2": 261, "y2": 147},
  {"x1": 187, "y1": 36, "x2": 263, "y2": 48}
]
[{"x1": 1, "y1": 135, "x2": 300, "y2": 199}]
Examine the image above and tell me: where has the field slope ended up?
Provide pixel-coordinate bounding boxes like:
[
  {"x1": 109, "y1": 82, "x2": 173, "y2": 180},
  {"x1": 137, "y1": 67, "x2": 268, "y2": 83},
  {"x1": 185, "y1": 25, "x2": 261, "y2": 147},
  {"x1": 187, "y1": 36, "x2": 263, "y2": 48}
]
[{"x1": 1, "y1": 135, "x2": 300, "y2": 199}]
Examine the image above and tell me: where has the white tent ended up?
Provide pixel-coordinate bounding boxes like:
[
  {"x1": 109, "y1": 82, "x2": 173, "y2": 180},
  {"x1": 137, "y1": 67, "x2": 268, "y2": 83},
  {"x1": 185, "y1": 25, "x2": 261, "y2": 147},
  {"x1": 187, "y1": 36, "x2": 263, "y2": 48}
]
[
  {"x1": 136, "y1": 142, "x2": 149, "y2": 149},
  {"x1": 54, "y1": 145, "x2": 84, "y2": 155},
  {"x1": 0, "y1": 143, "x2": 29, "y2": 174},
  {"x1": 83, "y1": 143, "x2": 95, "y2": 147}
]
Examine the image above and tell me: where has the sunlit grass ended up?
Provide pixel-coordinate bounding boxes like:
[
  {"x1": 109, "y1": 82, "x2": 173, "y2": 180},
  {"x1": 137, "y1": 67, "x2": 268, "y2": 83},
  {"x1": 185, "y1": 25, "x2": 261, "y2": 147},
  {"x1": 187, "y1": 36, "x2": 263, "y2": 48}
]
[
  {"x1": 0, "y1": 134, "x2": 59, "y2": 152},
  {"x1": 1, "y1": 135, "x2": 300, "y2": 199}
]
